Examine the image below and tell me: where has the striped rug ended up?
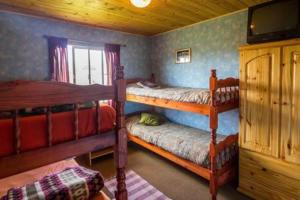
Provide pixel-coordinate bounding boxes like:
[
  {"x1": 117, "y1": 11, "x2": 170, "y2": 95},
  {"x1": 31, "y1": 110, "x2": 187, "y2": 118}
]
[{"x1": 105, "y1": 170, "x2": 171, "y2": 200}]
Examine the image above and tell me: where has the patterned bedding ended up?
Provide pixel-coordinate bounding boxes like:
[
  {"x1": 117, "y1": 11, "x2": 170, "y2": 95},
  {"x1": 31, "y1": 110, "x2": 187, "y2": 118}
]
[
  {"x1": 126, "y1": 116, "x2": 237, "y2": 169},
  {"x1": 127, "y1": 84, "x2": 212, "y2": 104},
  {"x1": 127, "y1": 84, "x2": 237, "y2": 105},
  {"x1": 1, "y1": 166, "x2": 103, "y2": 200}
]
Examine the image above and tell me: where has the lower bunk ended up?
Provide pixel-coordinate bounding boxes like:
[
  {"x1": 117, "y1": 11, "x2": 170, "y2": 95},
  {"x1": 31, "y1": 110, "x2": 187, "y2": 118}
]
[
  {"x1": 126, "y1": 114, "x2": 238, "y2": 199},
  {"x1": 0, "y1": 159, "x2": 110, "y2": 200}
]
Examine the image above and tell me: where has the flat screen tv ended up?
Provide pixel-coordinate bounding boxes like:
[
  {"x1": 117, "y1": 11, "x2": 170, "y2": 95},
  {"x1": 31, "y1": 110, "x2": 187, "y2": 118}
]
[{"x1": 247, "y1": 0, "x2": 300, "y2": 44}]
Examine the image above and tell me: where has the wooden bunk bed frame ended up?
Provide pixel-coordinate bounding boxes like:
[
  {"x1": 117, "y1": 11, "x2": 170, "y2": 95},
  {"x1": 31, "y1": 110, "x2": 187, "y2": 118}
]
[
  {"x1": 0, "y1": 66, "x2": 128, "y2": 200},
  {"x1": 126, "y1": 69, "x2": 239, "y2": 200}
]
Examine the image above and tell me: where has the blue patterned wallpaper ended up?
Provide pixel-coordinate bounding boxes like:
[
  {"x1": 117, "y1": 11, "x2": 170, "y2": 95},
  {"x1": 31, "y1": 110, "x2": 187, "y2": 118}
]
[
  {"x1": 0, "y1": 11, "x2": 151, "y2": 113},
  {"x1": 0, "y1": 12, "x2": 152, "y2": 81},
  {"x1": 151, "y1": 10, "x2": 248, "y2": 135}
]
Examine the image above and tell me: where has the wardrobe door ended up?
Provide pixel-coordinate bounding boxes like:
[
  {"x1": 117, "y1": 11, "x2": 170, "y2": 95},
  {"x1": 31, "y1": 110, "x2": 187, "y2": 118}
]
[
  {"x1": 282, "y1": 45, "x2": 300, "y2": 165},
  {"x1": 239, "y1": 47, "x2": 281, "y2": 157}
]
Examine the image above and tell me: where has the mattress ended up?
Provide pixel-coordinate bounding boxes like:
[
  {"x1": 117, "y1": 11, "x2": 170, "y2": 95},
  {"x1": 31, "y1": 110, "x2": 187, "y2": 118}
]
[
  {"x1": 0, "y1": 104, "x2": 116, "y2": 157},
  {"x1": 126, "y1": 115, "x2": 236, "y2": 169},
  {"x1": 127, "y1": 84, "x2": 212, "y2": 104},
  {"x1": 0, "y1": 159, "x2": 110, "y2": 200}
]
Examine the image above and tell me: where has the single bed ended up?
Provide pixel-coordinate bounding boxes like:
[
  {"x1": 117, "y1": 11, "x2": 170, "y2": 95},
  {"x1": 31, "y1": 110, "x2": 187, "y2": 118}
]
[
  {"x1": 126, "y1": 115, "x2": 237, "y2": 170},
  {"x1": 127, "y1": 84, "x2": 236, "y2": 105},
  {"x1": 0, "y1": 66, "x2": 128, "y2": 200},
  {"x1": 126, "y1": 70, "x2": 239, "y2": 115}
]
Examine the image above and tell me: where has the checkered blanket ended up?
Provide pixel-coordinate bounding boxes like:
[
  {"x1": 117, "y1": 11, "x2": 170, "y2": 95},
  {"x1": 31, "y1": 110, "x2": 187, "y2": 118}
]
[{"x1": 1, "y1": 166, "x2": 104, "y2": 200}]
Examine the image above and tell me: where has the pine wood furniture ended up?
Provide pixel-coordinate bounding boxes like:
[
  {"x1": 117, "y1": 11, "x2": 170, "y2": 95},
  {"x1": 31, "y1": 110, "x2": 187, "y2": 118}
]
[
  {"x1": 0, "y1": 0, "x2": 269, "y2": 35},
  {"x1": 239, "y1": 39, "x2": 300, "y2": 199},
  {"x1": 126, "y1": 70, "x2": 239, "y2": 200},
  {"x1": 0, "y1": 66, "x2": 128, "y2": 200}
]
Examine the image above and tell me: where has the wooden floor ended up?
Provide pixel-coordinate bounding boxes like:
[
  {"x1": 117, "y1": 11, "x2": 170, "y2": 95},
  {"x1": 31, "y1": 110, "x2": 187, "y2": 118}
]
[{"x1": 78, "y1": 143, "x2": 250, "y2": 200}]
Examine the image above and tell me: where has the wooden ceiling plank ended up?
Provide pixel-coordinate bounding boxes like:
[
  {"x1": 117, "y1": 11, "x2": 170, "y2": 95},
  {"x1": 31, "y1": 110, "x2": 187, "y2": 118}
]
[
  {"x1": 0, "y1": 0, "x2": 173, "y2": 33},
  {"x1": 103, "y1": 0, "x2": 196, "y2": 25},
  {"x1": 0, "y1": 0, "x2": 270, "y2": 35},
  {"x1": 22, "y1": 0, "x2": 173, "y2": 29},
  {"x1": 167, "y1": 0, "x2": 219, "y2": 17},
  {"x1": 184, "y1": 0, "x2": 233, "y2": 15},
  {"x1": 221, "y1": 0, "x2": 248, "y2": 10},
  {"x1": 0, "y1": 3, "x2": 157, "y2": 35}
]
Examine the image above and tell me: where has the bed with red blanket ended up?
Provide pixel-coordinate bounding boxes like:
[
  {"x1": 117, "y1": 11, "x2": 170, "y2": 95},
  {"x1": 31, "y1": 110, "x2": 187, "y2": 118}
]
[{"x1": 0, "y1": 66, "x2": 128, "y2": 200}]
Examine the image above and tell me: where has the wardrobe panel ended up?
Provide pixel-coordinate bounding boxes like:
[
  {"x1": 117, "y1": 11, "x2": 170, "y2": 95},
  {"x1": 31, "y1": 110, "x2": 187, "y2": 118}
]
[
  {"x1": 239, "y1": 47, "x2": 281, "y2": 157},
  {"x1": 282, "y1": 45, "x2": 300, "y2": 165}
]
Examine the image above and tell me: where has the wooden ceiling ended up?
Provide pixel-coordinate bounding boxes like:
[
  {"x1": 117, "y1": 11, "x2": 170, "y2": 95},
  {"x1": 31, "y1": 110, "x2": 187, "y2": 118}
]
[{"x1": 0, "y1": 0, "x2": 270, "y2": 36}]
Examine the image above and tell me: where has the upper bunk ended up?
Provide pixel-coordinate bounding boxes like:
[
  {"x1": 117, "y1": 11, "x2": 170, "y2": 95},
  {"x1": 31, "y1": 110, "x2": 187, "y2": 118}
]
[{"x1": 126, "y1": 70, "x2": 239, "y2": 116}]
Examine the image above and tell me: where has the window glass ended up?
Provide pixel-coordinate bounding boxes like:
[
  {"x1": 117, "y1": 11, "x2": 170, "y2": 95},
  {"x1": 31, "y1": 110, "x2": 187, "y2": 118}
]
[
  {"x1": 90, "y1": 50, "x2": 103, "y2": 84},
  {"x1": 74, "y1": 48, "x2": 90, "y2": 85}
]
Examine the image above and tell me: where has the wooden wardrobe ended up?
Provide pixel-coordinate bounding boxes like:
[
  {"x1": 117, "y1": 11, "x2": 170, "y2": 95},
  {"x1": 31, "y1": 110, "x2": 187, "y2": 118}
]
[{"x1": 239, "y1": 39, "x2": 300, "y2": 200}]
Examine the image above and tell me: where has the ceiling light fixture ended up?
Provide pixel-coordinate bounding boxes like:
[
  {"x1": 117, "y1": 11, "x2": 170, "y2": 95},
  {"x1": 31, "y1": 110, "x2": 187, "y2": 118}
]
[{"x1": 130, "y1": 0, "x2": 151, "y2": 8}]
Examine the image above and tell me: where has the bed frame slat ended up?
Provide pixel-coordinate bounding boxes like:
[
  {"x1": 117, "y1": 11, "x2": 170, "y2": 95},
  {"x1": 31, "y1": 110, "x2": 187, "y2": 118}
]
[
  {"x1": 0, "y1": 132, "x2": 115, "y2": 179},
  {"x1": 95, "y1": 101, "x2": 100, "y2": 133},
  {"x1": 74, "y1": 104, "x2": 79, "y2": 140},
  {"x1": 47, "y1": 107, "x2": 52, "y2": 147},
  {"x1": 13, "y1": 110, "x2": 20, "y2": 154}
]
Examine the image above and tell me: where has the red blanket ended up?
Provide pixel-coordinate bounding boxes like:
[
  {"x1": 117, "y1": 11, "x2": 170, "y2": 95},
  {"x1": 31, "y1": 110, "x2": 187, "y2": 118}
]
[{"x1": 0, "y1": 104, "x2": 116, "y2": 157}]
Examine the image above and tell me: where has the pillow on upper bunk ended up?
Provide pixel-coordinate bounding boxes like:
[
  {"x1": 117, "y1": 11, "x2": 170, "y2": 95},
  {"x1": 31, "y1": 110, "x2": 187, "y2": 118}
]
[
  {"x1": 1, "y1": 166, "x2": 104, "y2": 200},
  {"x1": 136, "y1": 81, "x2": 160, "y2": 89},
  {"x1": 139, "y1": 112, "x2": 164, "y2": 126}
]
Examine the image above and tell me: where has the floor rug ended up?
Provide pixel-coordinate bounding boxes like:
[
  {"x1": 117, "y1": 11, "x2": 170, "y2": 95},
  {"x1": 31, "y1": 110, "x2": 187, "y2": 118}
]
[{"x1": 105, "y1": 170, "x2": 171, "y2": 200}]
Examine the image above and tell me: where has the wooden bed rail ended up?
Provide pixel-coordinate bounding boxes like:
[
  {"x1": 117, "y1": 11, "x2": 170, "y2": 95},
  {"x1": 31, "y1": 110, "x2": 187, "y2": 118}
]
[
  {"x1": 0, "y1": 81, "x2": 115, "y2": 111},
  {"x1": 209, "y1": 69, "x2": 239, "y2": 107},
  {"x1": 210, "y1": 134, "x2": 238, "y2": 159},
  {"x1": 209, "y1": 133, "x2": 238, "y2": 198},
  {"x1": 215, "y1": 134, "x2": 238, "y2": 187},
  {"x1": 209, "y1": 69, "x2": 239, "y2": 200},
  {"x1": 126, "y1": 73, "x2": 155, "y2": 85},
  {"x1": 0, "y1": 132, "x2": 115, "y2": 178}
]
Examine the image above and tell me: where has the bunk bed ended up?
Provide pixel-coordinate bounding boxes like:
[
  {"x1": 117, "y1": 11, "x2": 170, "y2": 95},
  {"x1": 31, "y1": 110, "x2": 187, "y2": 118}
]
[
  {"x1": 0, "y1": 66, "x2": 128, "y2": 200},
  {"x1": 126, "y1": 69, "x2": 239, "y2": 200}
]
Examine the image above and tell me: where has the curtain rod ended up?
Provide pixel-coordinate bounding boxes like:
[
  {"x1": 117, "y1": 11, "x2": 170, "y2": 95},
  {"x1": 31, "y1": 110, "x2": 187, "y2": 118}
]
[{"x1": 43, "y1": 35, "x2": 127, "y2": 47}]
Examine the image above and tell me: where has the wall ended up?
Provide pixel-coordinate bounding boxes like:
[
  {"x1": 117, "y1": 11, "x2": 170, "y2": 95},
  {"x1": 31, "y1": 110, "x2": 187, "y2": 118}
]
[
  {"x1": 0, "y1": 11, "x2": 151, "y2": 113},
  {"x1": 151, "y1": 10, "x2": 248, "y2": 134},
  {"x1": 0, "y1": 10, "x2": 247, "y2": 132}
]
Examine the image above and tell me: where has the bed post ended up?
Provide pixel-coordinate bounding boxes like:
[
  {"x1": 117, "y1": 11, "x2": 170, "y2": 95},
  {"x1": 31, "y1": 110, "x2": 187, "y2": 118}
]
[
  {"x1": 115, "y1": 65, "x2": 128, "y2": 200},
  {"x1": 150, "y1": 73, "x2": 155, "y2": 83},
  {"x1": 209, "y1": 69, "x2": 218, "y2": 200}
]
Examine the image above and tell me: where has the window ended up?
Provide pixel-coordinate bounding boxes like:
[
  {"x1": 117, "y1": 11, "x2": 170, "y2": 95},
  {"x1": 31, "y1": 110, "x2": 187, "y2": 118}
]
[{"x1": 67, "y1": 45, "x2": 108, "y2": 85}]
